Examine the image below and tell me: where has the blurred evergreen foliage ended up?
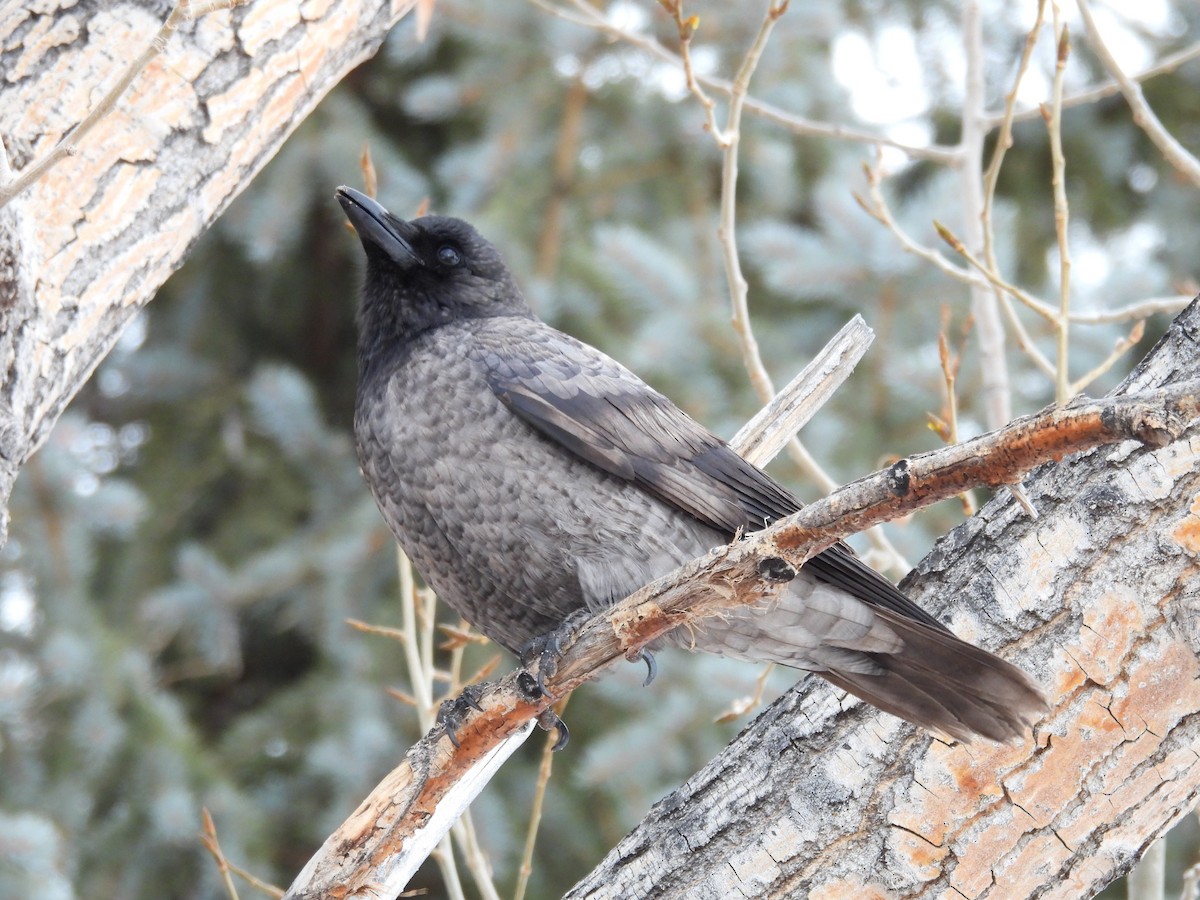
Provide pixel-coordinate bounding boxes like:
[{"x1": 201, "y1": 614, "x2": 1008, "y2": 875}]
[{"x1": 2, "y1": 0, "x2": 1198, "y2": 897}]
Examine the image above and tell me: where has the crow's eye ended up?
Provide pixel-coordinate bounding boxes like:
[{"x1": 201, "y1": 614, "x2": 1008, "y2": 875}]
[{"x1": 436, "y1": 245, "x2": 462, "y2": 267}]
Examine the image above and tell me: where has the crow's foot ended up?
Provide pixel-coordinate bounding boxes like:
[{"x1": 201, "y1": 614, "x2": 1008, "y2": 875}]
[
  {"x1": 436, "y1": 682, "x2": 487, "y2": 749},
  {"x1": 519, "y1": 609, "x2": 592, "y2": 698},
  {"x1": 515, "y1": 669, "x2": 571, "y2": 751}
]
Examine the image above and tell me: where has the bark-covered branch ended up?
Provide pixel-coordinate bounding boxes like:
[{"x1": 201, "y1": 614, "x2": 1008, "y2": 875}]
[
  {"x1": 0, "y1": 0, "x2": 415, "y2": 544},
  {"x1": 283, "y1": 299, "x2": 1200, "y2": 900}
]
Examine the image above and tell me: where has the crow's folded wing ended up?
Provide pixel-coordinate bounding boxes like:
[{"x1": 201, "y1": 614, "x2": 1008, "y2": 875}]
[{"x1": 482, "y1": 328, "x2": 947, "y2": 632}]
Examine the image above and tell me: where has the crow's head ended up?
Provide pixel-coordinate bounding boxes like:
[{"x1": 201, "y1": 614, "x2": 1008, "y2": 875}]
[{"x1": 337, "y1": 187, "x2": 530, "y2": 355}]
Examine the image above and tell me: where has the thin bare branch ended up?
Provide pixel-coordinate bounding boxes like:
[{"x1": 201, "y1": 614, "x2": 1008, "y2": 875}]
[
  {"x1": 529, "y1": 0, "x2": 960, "y2": 164},
  {"x1": 396, "y1": 552, "x2": 471, "y2": 900},
  {"x1": 661, "y1": 1, "x2": 724, "y2": 141},
  {"x1": 202, "y1": 808, "x2": 242, "y2": 900},
  {"x1": 704, "y1": 6, "x2": 773, "y2": 396},
  {"x1": 1046, "y1": 7, "x2": 1073, "y2": 402},
  {"x1": 997, "y1": 291, "x2": 1058, "y2": 377},
  {"x1": 452, "y1": 813, "x2": 501, "y2": 900},
  {"x1": 511, "y1": 700, "x2": 564, "y2": 900},
  {"x1": 982, "y1": 1, "x2": 1046, "y2": 244},
  {"x1": 858, "y1": 156, "x2": 1055, "y2": 376},
  {"x1": 855, "y1": 159, "x2": 992, "y2": 291},
  {"x1": 1070, "y1": 319, "x2": 1145, "y2": 395},
  {"x1": 716, "y1": 0, "x2": 791, "y2": 402},
  {"x1": 1070, "y1": 295, "x2": 1193, "y2": 324},
  {"x1": 1073, "y1": 1, "x2": 1200, "y2": 189},
  {"x1": 399, "y1": 553, "x2": 435, "y2": 725},
  {"x1": 933, "y1": 220, "x2": 1059, "y2": 323},
  {"x1": 934, "y1": 317, "x2": 979, "y2": 516},
  {"x1": 714, "y1": 661, "x2": 776, "y2": 723},
  {"x1": 202, "y1": 808, "x2": 285, "y2": 899},
  {"x1": 980, "y1": 1, "x2": 1052, "y2": 383},
  {"x1": 991, "y1": 39, "x2": 1200, "y2": 125},
  {"x1": 672, "y1": 0, "x2": 908, "y2": 573},
  {"x1": 961, "y1": 0, "x2": 1012, "y2": 428},
  {"x1": 862, "y1": 158, "x2": 1160, "y2": 361}
]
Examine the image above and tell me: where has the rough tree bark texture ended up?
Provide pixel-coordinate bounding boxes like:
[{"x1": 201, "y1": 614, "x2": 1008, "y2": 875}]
[
  {"x1": 0, "y1": 0, "x2": 413, "y2": 545},
  {"x1": 567, "y1": 302, "x2": 1200, "y2": 900}
]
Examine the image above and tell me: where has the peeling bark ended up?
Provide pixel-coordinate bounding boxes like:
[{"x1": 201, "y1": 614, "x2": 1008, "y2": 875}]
[
  {"x1": 0, "y1": 0, "x2": 414, "y2": 543},
  {"x1": 566, "y1": 301, "x2": 1200, "y2": 899}
]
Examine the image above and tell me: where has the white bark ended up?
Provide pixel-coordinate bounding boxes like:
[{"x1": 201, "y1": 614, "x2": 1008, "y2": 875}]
[{"x1": 0, "y1": 0, "x2": 415, "y2": 544}]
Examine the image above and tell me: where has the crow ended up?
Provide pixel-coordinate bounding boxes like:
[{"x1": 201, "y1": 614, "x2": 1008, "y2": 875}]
[{"x1": 337, "y1": 186, "x2": 1046, "y2": 743}]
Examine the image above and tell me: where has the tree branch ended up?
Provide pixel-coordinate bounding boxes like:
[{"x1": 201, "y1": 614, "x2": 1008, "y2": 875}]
[
  {"x1": 0, "y1": 0, "x2": 418, "y2": 545},
  {"x1": 1047, "y1": 9, "x2": 1074, "y2": 403},
  {"x1": 1075, "y1": 0, "x2": 1200, "y2": 190},
  {"x1": 988, "y1": 39, "x2": 1200, "y2": 126},
  {"x1": 960, "y1": 0, "x2": 1012, "y2": 428},
  {"x1": 0, "y1": 1, "x2": 241, "y2": 209},
  {"x1": 729, "y1": 314, "x2": 874, "y2": 467},
  {"x1": 529, "y1": 0, "x2": 961, "y2": 165}
]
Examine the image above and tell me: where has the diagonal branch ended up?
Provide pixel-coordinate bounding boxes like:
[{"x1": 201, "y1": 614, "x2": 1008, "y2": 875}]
[
  {"x1": 989, "y1": 39, "x2": 1200, "y2": 126},
  {"x1": 1075, "y1": 0, "x2": 1200, "y2": 190},
  {"x1": 281, "y1": 374, "x2": 1200, "y2": 900}
]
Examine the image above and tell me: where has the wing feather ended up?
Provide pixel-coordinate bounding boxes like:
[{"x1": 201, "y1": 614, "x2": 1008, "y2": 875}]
[{"x1": 481, "y1": 324, "x2": 947, "y2": 632}]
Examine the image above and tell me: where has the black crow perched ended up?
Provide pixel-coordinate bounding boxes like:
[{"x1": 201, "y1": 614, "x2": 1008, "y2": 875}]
[{"x1": 337, "y1": 186, "x2": 1046, "y2": 743}]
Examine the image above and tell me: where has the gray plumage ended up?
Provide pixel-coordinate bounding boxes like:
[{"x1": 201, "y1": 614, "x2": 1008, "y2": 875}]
[{"x1": 338, "y1": 187, "x2": 1047, "y2": 742}]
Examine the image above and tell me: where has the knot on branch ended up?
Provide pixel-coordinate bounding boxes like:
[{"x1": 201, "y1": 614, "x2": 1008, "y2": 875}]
[
  {"x1": 1100, "y1": 402, "x2": 1180, "y2": 449},
  {"x1": 886, "y1": 458, "x2": 912, "y2": 496},
  {"x1": 758, "y1": 556, "x2": 796, "y2": 582},
  {"x1": 516, "y1": 670, "x2": 541, "y2": 701}
]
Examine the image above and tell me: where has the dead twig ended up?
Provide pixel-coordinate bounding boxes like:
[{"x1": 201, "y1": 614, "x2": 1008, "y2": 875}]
[{"x1": 201, "y1": 808, "x2": 284, "y2": 899}]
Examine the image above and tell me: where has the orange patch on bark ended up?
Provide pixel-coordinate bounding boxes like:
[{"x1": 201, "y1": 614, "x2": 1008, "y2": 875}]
[
  {"x1": 1170, "y1": 492, "x2": 1200, "y2": 554},
  {"x1": 809, "y1": 878, "x2": 894, "y2": 900}
]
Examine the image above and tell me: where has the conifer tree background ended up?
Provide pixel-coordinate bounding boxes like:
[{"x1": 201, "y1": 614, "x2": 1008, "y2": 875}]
[{"x1": 1, "y1": 0, "x2": 1198, "y2": 897}]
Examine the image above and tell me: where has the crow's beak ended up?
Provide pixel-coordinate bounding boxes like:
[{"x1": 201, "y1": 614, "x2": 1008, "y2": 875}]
[{"x1": 336, "y1": 186, "x2": 422, "y2": 268}]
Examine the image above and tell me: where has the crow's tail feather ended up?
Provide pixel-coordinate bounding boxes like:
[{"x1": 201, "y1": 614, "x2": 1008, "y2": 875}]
[{"x1": 819, "y1": 608, "x2": 1047, "y2": 743}]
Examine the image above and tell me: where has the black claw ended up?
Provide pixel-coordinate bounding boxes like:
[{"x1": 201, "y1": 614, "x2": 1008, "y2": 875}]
[
  {"x1": 637, "y1": 649, "x2": 657, "y2": 687},
  {"x1": 436, "y1": 683, "x2": 488, "y2": 749},
  {"x1": 438, "y1": 699, "x2": 464, "y2": 748},
  {"x1": 537, "y1": 709, "x2": 570, "y2": 752},
  {"x1": 519, "y1": 612, "x2": 590, "y2": 700},
  {"x1": 536, "y1": 661, "x2": 553, "y2": 699}
]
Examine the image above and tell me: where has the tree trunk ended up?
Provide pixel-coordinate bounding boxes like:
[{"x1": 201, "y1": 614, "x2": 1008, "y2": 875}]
[
  {"x1": 0, "y1": 0, "x2": 413, "y2": 544},
  {"x1": 567, "y1": 300, "x2": 1200, "y2": 899}
]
